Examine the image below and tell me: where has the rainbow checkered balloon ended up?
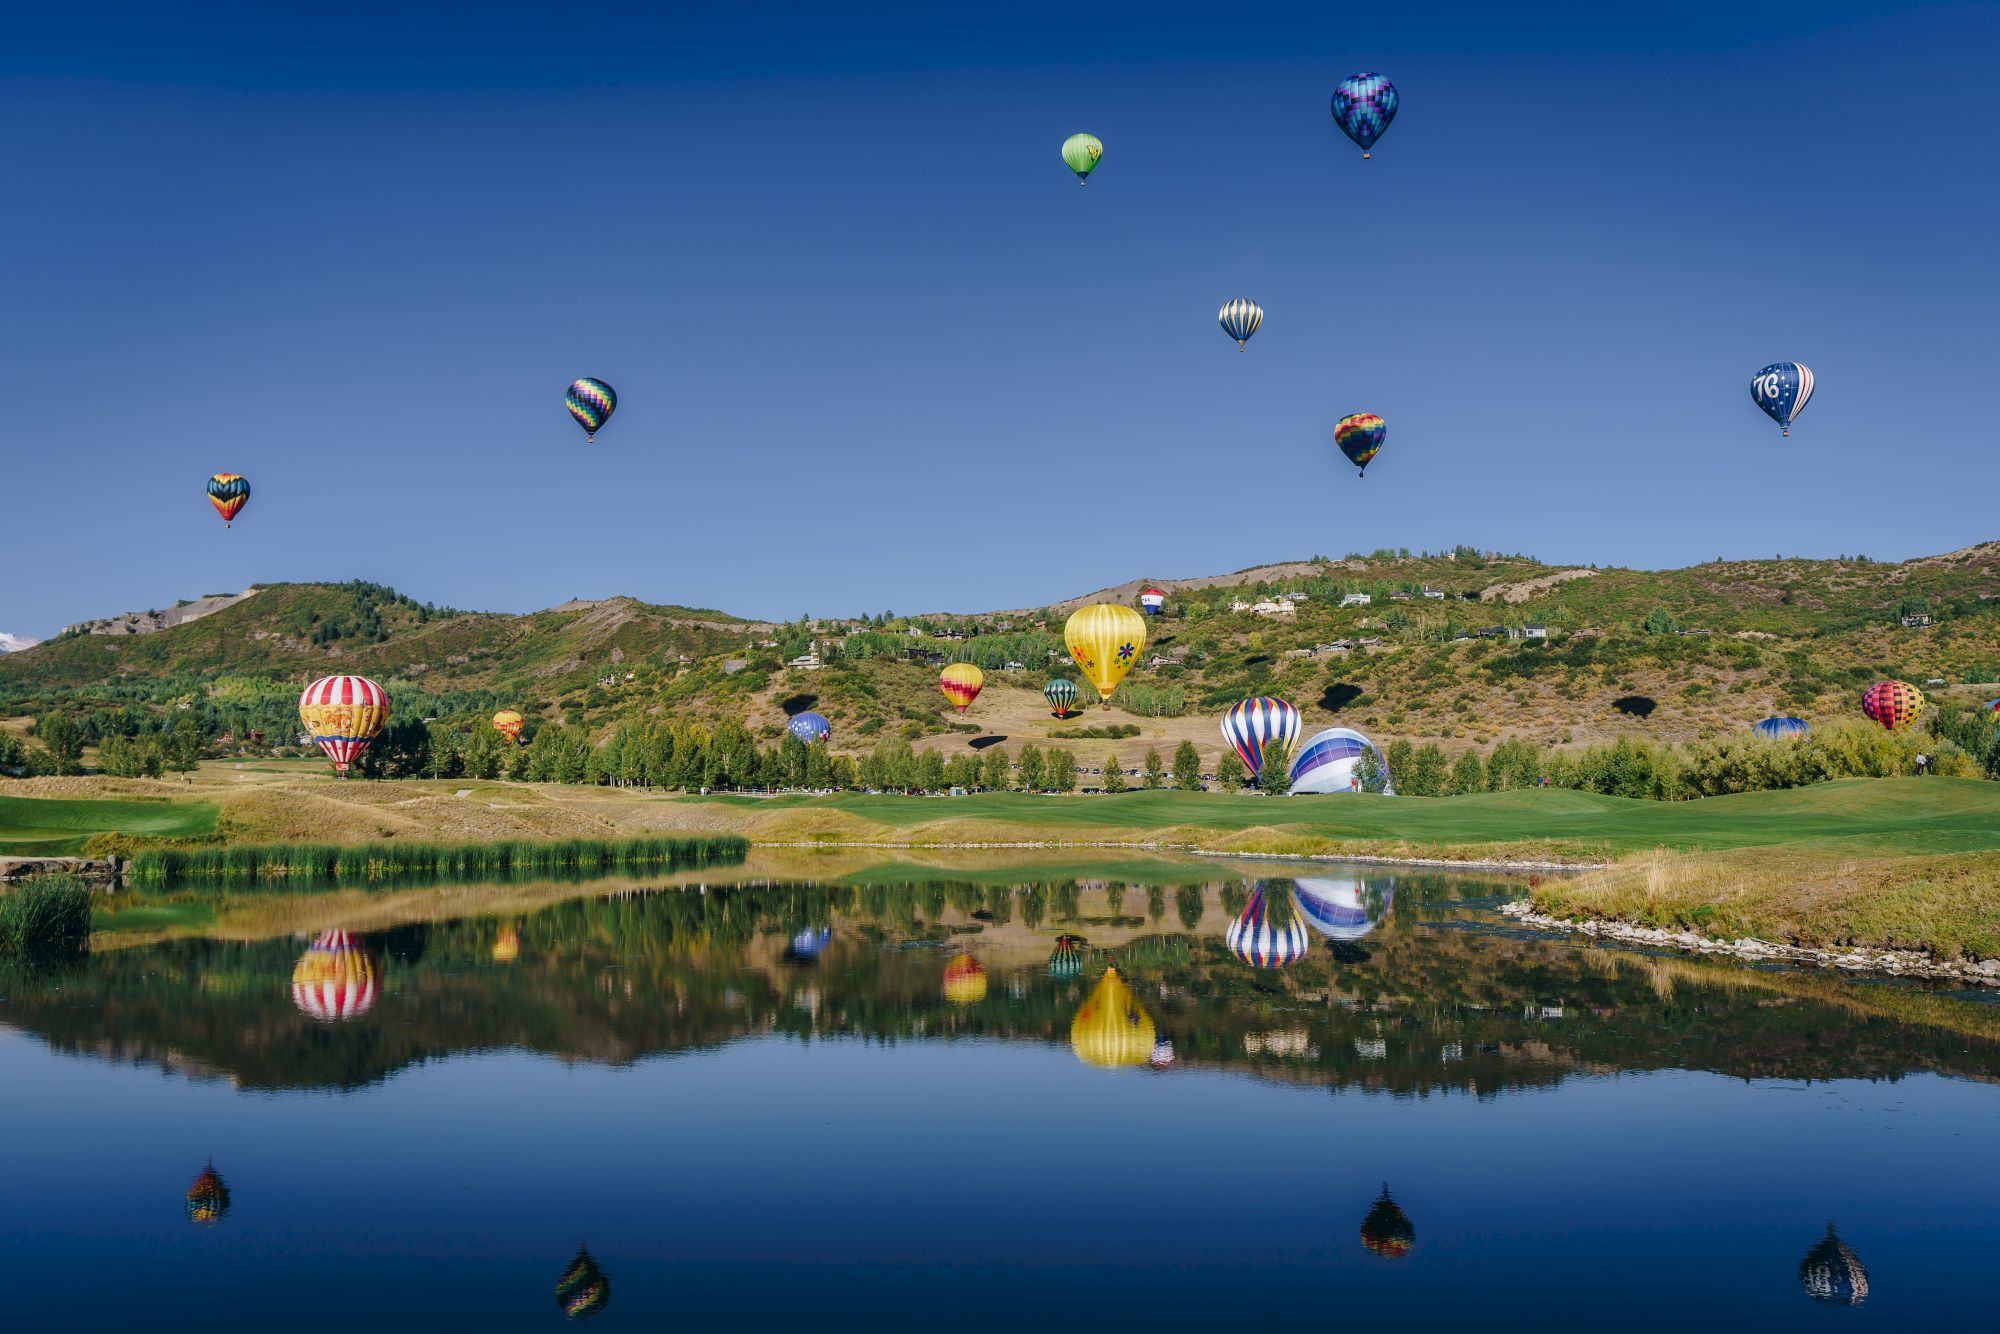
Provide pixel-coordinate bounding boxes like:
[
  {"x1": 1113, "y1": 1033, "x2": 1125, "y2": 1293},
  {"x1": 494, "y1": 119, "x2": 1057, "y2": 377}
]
[
  {"x1": 1861, "y1": 680, "x2": 1924, "y2": 731},
  {"x1": 1334, "y1": 412, "x2": 1387, "y2": 475},
  {"x1": 565, "y1": 377, "x2": 617, "y2": 442}
]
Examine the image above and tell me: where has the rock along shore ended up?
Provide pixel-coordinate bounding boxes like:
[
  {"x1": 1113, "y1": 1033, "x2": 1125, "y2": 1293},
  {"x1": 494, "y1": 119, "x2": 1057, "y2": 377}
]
[{"x1": 1500, "y1": 900, "x2": 2000, "y2": 988}]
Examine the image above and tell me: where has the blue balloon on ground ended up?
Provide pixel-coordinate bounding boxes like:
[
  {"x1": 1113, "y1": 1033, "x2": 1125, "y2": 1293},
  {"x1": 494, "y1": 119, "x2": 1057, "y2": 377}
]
[
  {"x1": 1754, "y1": 716, "x2": 1810, "y2": 740},
  {"x1": 787, "y1": 712, "x2": 832, "y2": 744}
]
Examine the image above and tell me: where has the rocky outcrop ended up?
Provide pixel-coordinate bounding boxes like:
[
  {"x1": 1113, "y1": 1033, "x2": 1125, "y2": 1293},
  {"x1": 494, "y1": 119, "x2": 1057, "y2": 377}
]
[{"x1": 0, "y1": 856, "x2": 122, "y2": 888}]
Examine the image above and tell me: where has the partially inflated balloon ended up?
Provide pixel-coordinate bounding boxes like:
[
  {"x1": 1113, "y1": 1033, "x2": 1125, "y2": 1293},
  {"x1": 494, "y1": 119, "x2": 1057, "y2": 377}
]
[
  {"x1": 939, "y1": 662, "x2": 984, "y2": 713},
  {"x1": 299, "y1": 675, "x2": 389, "y2": 774},
  {"x1": 1335, "y1": 412, "x2": 1386, "y2": 475},
  {"x1": 1861, "y1": 680, "x2": 1923, "y2": 731},
  {"x1": 566, "y1": 377, "x2": 617, "y2": 442},
  {"x1": 1061, "y1": 132, "x2": 1103, "y2": 184},
  {"x1": 1753, "y1": 716, "x2": 1808, "y2": 740},
  {"x1": 1064, "y1": 604, "x2": 1147, "y2": 705},
  {"x1": 1070, "y1": 966, "x2": 1155, "y2": 1069},
  {"x1": 206, "y1": 473, "x2": 250, "y2": 527},
  {"x1": 1221, "y1": 697, "x2": 1301, "y2": 778},
  {"x1": 1044, "y1": 678, "x2": 1079, "y2": 717},
  {"x1": 1332, "y1": 73, "x2": 1399, "y2": 157},
  {"x1": 1751, "y1": 362, "x2": 1813, "y2": 437},
  {"x1": 787, "y1": 711, "x2": 832, "y2": 744},
  {"x1": 1218, "y1": 299, "x2": 1263, "y2": 349},
  {"x1": 493, "y1": 709, "x2": 524, "y2": 744}
]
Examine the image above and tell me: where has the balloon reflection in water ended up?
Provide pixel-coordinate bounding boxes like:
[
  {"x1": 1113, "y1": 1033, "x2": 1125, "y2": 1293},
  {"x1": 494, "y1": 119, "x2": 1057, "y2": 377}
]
[
  {"x1": 1070, "y1": 967, "x2": 1156, "y2": 1069},
  {"x1": 1048, "y1": 935, "x2": 1084, "y2": 979},
  {"x1": 943, "y1": 953, "x2": 988, "y2": 1005},
  {"x1": 1292, "y1": 876, "x2": 1393, "y2": 941},
  {"x1": 789, "y1": 927, "x2": 831, "y2": 961},
  {"x1": 492, "y1": 926, "x2": 520, "y2": 964},
  {"x1": 556, "y1": 1245, "x2": 611, "y2": 1320},
  {"x1": 1226, "y1": 885, "x2": 1310, "y2": 968},
  {"x1": 1150, "y1": 1040, "x2": 1175, "y2": 1068},
  {"x1": 290, "y1": 930, "x2": 379, "y2": 1021},
  {"x1": 185, "y1": 1161, "x2": 231, "y2": 1225},
  {"x1": 1799, "y1": 1223, "x2": 1868, "y2": 1305},
  {"x1": 1360, "y1": 1185, "x2": 1415, "y2": 1258}
]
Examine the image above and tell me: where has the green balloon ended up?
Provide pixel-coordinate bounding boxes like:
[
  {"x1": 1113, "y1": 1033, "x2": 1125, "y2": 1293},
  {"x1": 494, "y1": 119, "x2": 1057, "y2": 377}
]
[{"x1": 1061, "y1": 132, "x2": 1103, "y2": 184}]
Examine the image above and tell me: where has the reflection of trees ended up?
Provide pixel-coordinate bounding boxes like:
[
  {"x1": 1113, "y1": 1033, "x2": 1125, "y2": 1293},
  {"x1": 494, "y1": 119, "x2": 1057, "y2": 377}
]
[{"x1": 5, "y1": 873, "x2": 2000, "y2": 1095}]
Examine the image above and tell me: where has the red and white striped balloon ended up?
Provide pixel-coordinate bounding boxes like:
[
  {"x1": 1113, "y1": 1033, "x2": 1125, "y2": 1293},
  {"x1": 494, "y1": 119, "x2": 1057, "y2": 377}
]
[
  {"x1": 298, "y1": 675, "x2": 390, "y2": 773},
  {"x1": 290, "y1": 930, "x2": 379, "y2": 1021}
]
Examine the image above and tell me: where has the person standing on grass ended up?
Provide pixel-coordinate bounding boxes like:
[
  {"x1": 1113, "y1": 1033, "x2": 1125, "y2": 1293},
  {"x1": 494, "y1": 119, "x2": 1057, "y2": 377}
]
[{"x1": 1916, "y1": 752, "x2": 1929, "y2": 776}]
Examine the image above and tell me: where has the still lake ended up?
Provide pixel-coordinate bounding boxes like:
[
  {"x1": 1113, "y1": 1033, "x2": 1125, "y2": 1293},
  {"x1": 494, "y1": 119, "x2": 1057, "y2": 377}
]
[{"x1": 3, "y1": 860, "x2": 1996, "y2": 1329}]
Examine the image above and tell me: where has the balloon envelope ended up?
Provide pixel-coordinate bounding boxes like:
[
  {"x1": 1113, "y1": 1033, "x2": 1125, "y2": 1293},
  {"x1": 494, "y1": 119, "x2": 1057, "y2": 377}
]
[
  {"x1": 1753, "y1": 716, "x2": 1809, "y2": 740},
  {"x1": 298, "y1": 676, "x2": 389, "y2": 773},
  {"x1": 1070, "y1": 967, "x2": 1156, "y2": 1069},
  {"x1": 1361, "y1": 1187, "x2": 1415, "y2": 1258},
  {"x1": 185, "y1": 1163, "x2": 231, "y2": 1225},
  {"x1": 939, "y1": 662, "x2": 984, "y2": 713},
  {"x1": 787, "y1": 711, "x2": 832, "y2": 744},
  {"x1": 1331, "y1": 73, "x2": 1399, "y2": 156},
  {"x1": 1221, "y1": 697, "x2": 1302, "y2": 778},
  {"x1": 943, "y1": 953, "x2": 988, "y2": 1005},
  {"x1": 1226, "y1": 885, "x2": 1311, "y2": 968},
  {"x1": 566, "y1": 377, "x2": 617, "y2": 442},
  {"x1": 1064, "y1": 604, "x2": 1147, "y2": 703},
  {"x1": 557, "y1": 1246, "x2": 611, "y2": 1321},
  {"x1": 1043, "y1": 678, "x2": 1079, "y2": 717},
  {"x1": 1061, "y1": 132, "x2": 1103, "y2": 182},
  {"x1": 1049, "y1": 934, "x2": 1084, "y2": 979},
  {"x1": 1138, "y1": 588, "x2": 1166, "y2": 615},
  {"x1": 492, "y1": 709, "x2": 524, "y2": 743},
  {"x1": 1289, "y1": 726, "x2": 1391, "y2": 794},
  {"x1": 206, "y1": 473, "x2": 250, "y2": 525},
  {"x1": 1293, "y1": 876, "x2": 1394, "y2": 941},
  {"x1": 1861, "y1": 681, "x2": 1923, "y2": 731},
  {"x1": 1751, "y1": 362, "x2": 1814, "y2": 436},
  {"x1": 1335, "y1": 412, "x2": 1387, "y2": 474},
  {"x1": 1218, "y1": 299, "x2": 1263, "y2": 348},
  {"x1": 1799, "y1": 1224, "x2": 1868, "y2": 1305},
  {"x1": 290, "y1": 930, "x2": 378, "y2": 1021}
]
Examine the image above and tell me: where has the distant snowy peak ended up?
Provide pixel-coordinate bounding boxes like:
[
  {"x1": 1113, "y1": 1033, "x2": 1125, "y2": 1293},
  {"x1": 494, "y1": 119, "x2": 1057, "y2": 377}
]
[{"x1": 0, "y1": 632, "x2": 39, "y2": 654}]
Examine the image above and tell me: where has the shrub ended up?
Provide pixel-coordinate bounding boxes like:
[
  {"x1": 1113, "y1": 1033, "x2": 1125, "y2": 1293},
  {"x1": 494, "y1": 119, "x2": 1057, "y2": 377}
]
[{"x1": 0, "y1": 874, "x2": 92, "y2": 954}]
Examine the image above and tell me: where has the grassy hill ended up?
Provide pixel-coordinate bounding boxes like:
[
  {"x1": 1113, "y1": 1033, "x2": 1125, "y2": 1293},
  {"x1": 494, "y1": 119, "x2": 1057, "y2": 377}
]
[{"x1": 3, "y1": 544, "x2": 1996, "y2": 768}]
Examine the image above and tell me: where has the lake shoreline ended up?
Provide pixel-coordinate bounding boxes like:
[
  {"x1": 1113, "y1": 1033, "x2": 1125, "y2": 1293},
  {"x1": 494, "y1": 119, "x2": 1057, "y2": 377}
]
[
  {"x1": 1499, "y1": 900, "x2": 2000, "y2": 987},
  {"x1": 762, "y1": 838, "x2": 1605, "y2": 873}
]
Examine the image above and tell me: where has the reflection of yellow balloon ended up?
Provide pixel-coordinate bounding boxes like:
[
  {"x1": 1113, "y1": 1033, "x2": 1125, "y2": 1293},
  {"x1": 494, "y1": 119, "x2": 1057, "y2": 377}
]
[
  {"x1": 1070, "y1": 966, "x2": 1155, "y2": 1069},
  {"x1": 493, "y1": 926, "x2": 520, "y2": 964},
  {"x1": 943, "y1": 953, "x2": 988, "y2": 1004},
  {"x1": 1064, "y1": 604, "x2": 1147, "y2": 704}
]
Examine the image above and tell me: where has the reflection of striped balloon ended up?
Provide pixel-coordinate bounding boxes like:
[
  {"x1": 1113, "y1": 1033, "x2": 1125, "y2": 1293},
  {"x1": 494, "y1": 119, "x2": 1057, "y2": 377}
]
[
  {"x1": 1070, "y1": 967, "x2": 1155, "y2": 1069},
  {"x1": 1225, "y1": 886, "x2": 1310, "y2": 968},
  {"x1": 556, "y1": 1245, "x2": 611, "y2": 1321},
  {"x1": 943, "y1": 953, "x2": 988, "y2": 1004},
  {"x1": 1753, "y1": 716, "x2": 1809, "y2": 740},
  {"x1": 1360, "y1": 1186, "x2": 1415, "y2": 1258},
  {"x1": 1049, "y1": 934, "x2": 1084, "y2": 979},
  {"x1": 1334, "y1": 412, "x2": 1387, "y2": 475},
  {"x1": 1217, "y1": 299, "x2": 1263, "y2": 349},
  {"x1": 565, "y1": 377, "x2": 617, "y2": 442},
  {"x1": 1044, "y1": 678, "x2": 1079, "y2": 717},
  {"x1": 1861, "y1": 680, "x2": 1924, "y2": 731},
  {"x1": 186, "y1": 1163, "x2": 231, "y2": 1225},
  {"x1": 290, "y1": 930, "x2": 378, "y2": 1021},
  {"x1": 1294, "y1": 876, "x2": 1393, "y2": 941},
  {"x1": 1221, "y1": 697, "x2": 1301, "y2": 778},
  {"x1": 298, "y1": 675, "x2": 389, "y2": 773},
  {"x1": 1331, "y1": 73, "x2": 1399, "y2": 157},
  {"x1": 206, "y1": 473, "x2": 250, "y2": 526},
  {"x1": 939, "y1": 662, "x2": 984, "y2": 713}
]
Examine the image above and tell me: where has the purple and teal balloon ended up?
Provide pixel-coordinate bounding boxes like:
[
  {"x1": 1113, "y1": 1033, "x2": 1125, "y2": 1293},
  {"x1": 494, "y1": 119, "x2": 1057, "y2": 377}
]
[
  {"x1": 1331, "y1": 73, "x2": 1398, "y2": 158},
  {"x1": 1754, "y1": 716, "x2": 1809, "y2": 740},
  {"x1": 787, "y1": 711, "x2": 832, "y2": 745},
  {"x1": 566, "y1": 377, "x2": 617, "y2": 443},
  {"x1": 1751, "y1": 362, "x2": 1813, "y2": 437}
]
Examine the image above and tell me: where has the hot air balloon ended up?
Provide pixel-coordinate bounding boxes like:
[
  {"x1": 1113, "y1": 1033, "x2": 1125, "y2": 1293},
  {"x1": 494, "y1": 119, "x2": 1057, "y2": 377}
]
[
  {"x1": 1064, "y1": 603, "x2": 1147, "y2": 706},
  {"x1": 943, "y1": 953, "x2": 988, "y2": 1005},
  {"x1": 1138, "y1": 588, "x2": 1166, "y2": 615},
  {"x1": 1149, "y1": 1039, "x2": 1175, "y2": 1068},
  {"x1": 789, "y1": 926, "x2": 831, "y2": 961},
  {"x1": 1753, "y1": 716, "x2": 1809, "y2": 740},
  {"x1": 1861, "y1": 680, "x2": 1924, "y2": 731},
  {"x1": 492, "y1": 709, "x2": 525, "y2": 744},
  {"x1": 1226, "y1": 884, "x2": 1310, "y2": 968},
  {"x1": 1799, "y1": 1223, "x2": 1868, "y2": 1305},
  {"x1": 1334, "y1": 412, "x2": 1387, "y2": 476},
  {"x1": 492, "y1": 926, "x2": 521, "y2": 964},
  {"x1": 1331, "y1": 73, "x2": 1399, "y2": 158},
  {"x1": 1294, "y1": 876, "x2": 1394, "y2": 941},
  {"x1": 299, "y1": 676, "x2": 389, "y2": 775},
  {"x1": 1289, "y1": 726, "x2": 1391, "y2": 794},
  {"x1": 185, "y1": 1162, "x2": 231, "y2": 1225},
  {"x1": 1218, "y1": 299, "x2": 1263, "y2": 350},
  {"x1": 290, "y1": 930, "x2": 379, "y2": 1021},
  {"x1": 1061, "y1": 132, "x2": 1103, "y2": 184},
  {"x1": 1987, "y1": 699, "x2": 2000, "y2": 714},
  {"x1": 939, "y1": 662, "x2": 985, "y2": 713},
  {"x1": 556, "y1": 1245, "x2": 612, "y2": 1321},
  {"x1": 787, "y1": 711, "x2": 832, "y2": 744},
  {"x1": 1044, "y1": 678, "x2": 1080, "y2": 718},
  {"x1": 206, "y1": 473, "x2": 250, "y2": 527},
  {"x1": 1221, "y1": 697, "x2": 1302, "y2": 779},
  {"x1": 1070, "y1": 966, "x2": 1155, "y2": 1069},
  {"x1": 566, "y1": 377, "x2": 617, "y2": 443},
  {"x1": 1360, "y1": 1186, "x2": 1415, "y2": 1258},
  {"x1": 1049, "y1": 934, "x2": 1084, "y2": 979},
  {"x1": 1751, "y1": 362, "x2": 1814, "y2": 437}
]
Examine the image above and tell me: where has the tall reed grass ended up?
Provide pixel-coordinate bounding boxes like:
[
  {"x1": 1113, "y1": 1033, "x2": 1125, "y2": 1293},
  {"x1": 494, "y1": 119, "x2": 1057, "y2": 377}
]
[{"x1": 127, "y1": 834, "x2": 747, "y2": 891}]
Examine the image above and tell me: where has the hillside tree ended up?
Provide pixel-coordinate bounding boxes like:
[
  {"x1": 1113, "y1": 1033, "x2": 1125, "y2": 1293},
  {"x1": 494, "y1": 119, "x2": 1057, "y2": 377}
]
[
  {"x1": 1142, "y1": 748, "x2": 1164, "y2": 789},
  {"x1": 1102, "y1": 752, "x2": 1126, "y2": 793},
  {"x1": 1171, "y1": 741, "x2": 1202, "y2": 790}
]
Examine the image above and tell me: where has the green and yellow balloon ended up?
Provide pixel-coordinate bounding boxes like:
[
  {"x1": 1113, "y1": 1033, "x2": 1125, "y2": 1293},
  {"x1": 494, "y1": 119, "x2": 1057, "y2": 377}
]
[{"x1": 1061, "y1": 133, "x2": 1103, "y2": 185}]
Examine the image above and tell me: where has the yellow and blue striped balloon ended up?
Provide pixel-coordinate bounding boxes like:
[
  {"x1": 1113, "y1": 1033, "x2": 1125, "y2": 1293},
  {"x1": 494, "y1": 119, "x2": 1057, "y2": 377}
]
[
  {"x1": 1218, "y1": 299, "x2": 1263, "y2": 349},
  {"x1": 565, "y1": 377, "x2": 617, "y2": 443}
]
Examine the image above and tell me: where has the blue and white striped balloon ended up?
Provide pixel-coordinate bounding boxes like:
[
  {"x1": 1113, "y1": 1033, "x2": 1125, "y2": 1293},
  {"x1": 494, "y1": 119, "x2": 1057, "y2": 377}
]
[
  {"x1": 1226, "y1": 886, "x2": 1310, "y2": 968},
  {"x1": 1218, "y1": 299, "x2": 1263, "y2": 349},
  {"x1": 1751, "y1": 362, "x2": 1814, "y2": 437},
  {"x1": 1221, "y1": 697, "x2": 1301, "y2": 778},
  {"x1": 1753, "y1": 716, "x2": 1809, "y2": 740}
]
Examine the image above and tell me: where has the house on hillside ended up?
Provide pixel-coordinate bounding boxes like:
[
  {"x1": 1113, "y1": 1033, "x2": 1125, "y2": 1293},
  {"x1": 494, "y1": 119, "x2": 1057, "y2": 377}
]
[
  {"x1": 789, "y1": 649, "x2": 823, "y2": 669},
  {"x1": 1521, "y1": 624, "x2": 1549, "y2": 640},
  {"x1": 1477, "y1": 626, "x2": 1507, "y2": 640},
  {"x1": 1339, "y1": 592, "x2": 1372, "y2": 607},
  {"x1": 1230, "y1": 597, "x2": 1297, "y2": 617},
  {"x1": 1422, "y1": 586, "x2": 1447, "y2": 599},
  {"x1": 1899, "y1": 613, "x2": 1932, "y2": 628},
  {"x1": 1003, "y1": 660, "x2": 1026, "y2": 671},
  {"x1": 1388, "y1": 590, "x2": 1413, "y2": 602}
]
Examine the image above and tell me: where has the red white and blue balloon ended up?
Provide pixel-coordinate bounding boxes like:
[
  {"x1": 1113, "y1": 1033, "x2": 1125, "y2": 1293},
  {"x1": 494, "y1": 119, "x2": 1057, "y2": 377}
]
[
  {"x1": 1221, "y1": 697, "x2": 1302, "y2": 778},
  {"x1": 1226, "y1": 886, "x2": 1311, "y2": 968},
  {"x1": 1751, "y1": 362, "x2": 1814, "y2": 437}
]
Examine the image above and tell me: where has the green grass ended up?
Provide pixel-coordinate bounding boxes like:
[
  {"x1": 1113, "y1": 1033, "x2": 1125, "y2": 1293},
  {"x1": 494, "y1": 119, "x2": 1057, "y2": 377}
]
[
  {"x1": 127, "y1": 833, "x2": 748, "y2": 890},
  {"x1": 0, "y1": 794, "x2": 219, "y2": 855},
  {"x1": 683, "y1": 778, "x2": 2000, "y2": 860},
  {"x1": 92, "y1": 901, "x2": 218, "y2": 933}
]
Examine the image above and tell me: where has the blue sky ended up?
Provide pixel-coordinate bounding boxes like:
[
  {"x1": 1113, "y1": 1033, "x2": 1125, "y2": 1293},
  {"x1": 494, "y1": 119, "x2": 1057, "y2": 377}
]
[{"x1": 3, "y1": 1, "x2": 1995, "y2": 636}]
